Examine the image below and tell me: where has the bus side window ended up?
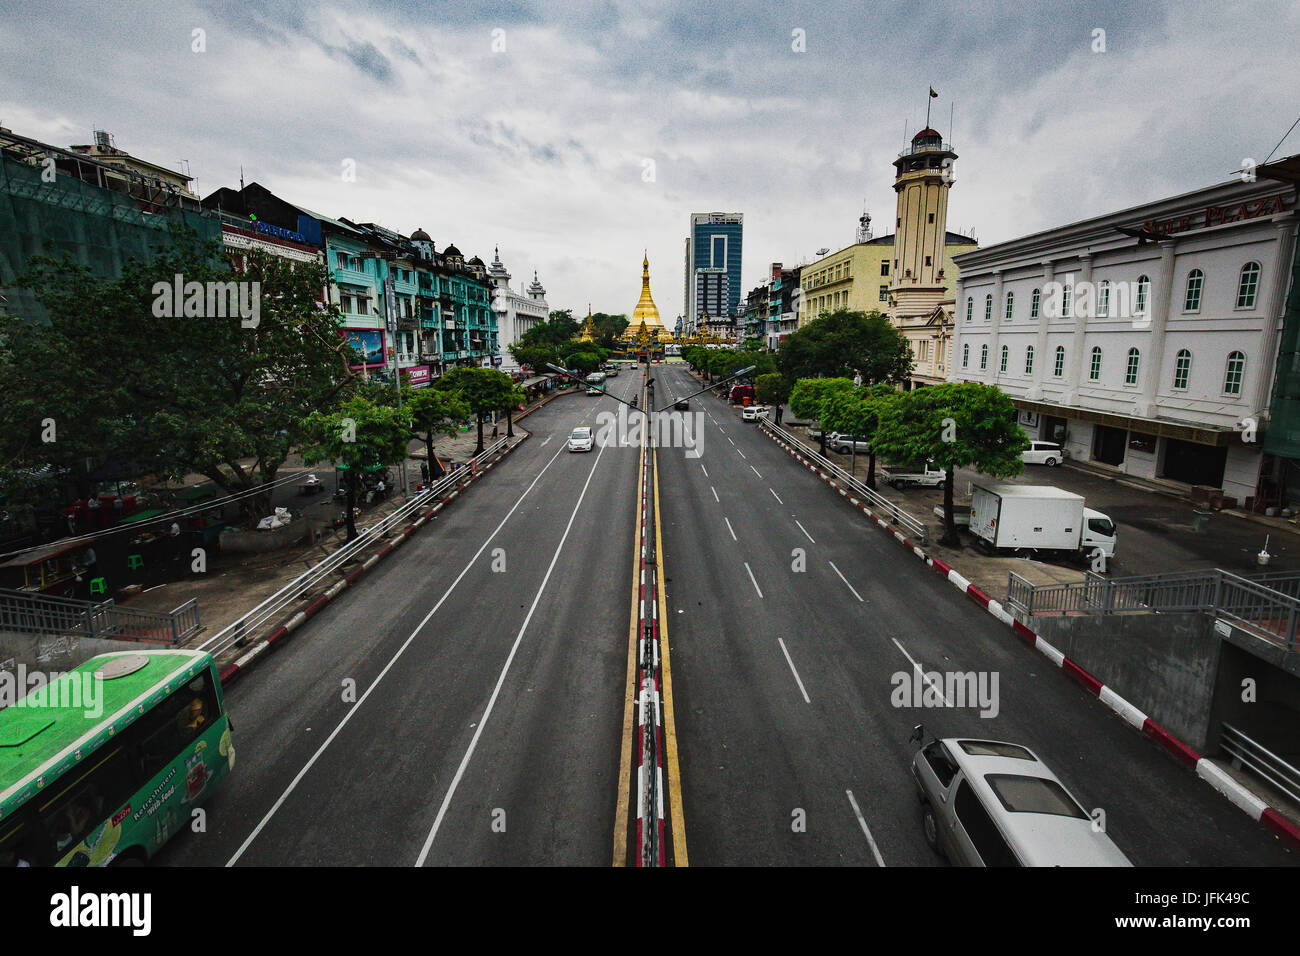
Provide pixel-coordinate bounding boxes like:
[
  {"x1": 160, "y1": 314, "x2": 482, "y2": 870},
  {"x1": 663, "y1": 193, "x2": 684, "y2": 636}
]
[
  {"x1": 36, "y1": 747, "x2": 134, "y2": 860},
  {"x1": 0, "y1": 819, "x2": 37, "y2": 867}
]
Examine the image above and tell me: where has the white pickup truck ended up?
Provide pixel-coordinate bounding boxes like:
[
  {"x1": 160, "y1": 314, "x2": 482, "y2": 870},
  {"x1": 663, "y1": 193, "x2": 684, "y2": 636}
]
[{"x1": 881, "y1": 460, "x2": 947, "y2": 489}]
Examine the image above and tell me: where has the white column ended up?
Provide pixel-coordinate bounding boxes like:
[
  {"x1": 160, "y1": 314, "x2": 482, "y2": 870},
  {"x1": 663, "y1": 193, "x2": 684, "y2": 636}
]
[{"x1": 1135, "y1": 240, "x2": 1177, "y2": 419}]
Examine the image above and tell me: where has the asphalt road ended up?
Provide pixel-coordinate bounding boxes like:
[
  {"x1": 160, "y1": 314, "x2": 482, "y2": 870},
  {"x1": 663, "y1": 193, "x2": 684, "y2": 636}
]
[
  {"x1": 154, "y1": 371, "x2": 642, "y2": 866},
  {"x1": 152, "y1": 360, "x2": 1295, "y2": 867},
  {"x1": 653, "y1": 363, "x2": 1294, "y2": 867}
]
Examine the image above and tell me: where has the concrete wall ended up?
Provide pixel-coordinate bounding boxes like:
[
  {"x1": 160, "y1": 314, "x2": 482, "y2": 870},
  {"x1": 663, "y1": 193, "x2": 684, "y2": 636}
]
[
  {"x1": 1032, "y1": 611, "x2": 1221, "y2": 751},
  {"x1": 0, "y1": 630, "x2": 156, "y2": 672}
]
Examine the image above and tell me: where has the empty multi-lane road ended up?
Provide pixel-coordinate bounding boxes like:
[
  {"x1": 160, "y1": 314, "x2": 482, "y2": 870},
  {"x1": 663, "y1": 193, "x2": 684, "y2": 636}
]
[{"x1": 157, "y1": 362, "x2": 1293, "y2": 866}]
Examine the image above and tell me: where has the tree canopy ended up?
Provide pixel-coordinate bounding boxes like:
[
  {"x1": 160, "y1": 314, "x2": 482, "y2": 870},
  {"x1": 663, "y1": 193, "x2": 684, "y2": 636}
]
[{"x1": 777, "y1": 309, "x2": 913, "y2": 384}]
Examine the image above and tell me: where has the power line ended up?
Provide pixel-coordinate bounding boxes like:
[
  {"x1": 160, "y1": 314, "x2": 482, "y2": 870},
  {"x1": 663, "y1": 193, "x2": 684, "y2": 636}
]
[{"x1": 1262, "y1": 112, "x2": 1300, "y2": 166}]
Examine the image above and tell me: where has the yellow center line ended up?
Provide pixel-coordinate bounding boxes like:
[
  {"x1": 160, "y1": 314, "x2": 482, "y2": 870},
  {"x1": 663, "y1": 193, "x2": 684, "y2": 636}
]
[
  {"x1": 612, "y1": 381, "x2": 646, "y2": 866},
  {"x1": 655, "y1": 443, "x2": 688, "y2": 865}
]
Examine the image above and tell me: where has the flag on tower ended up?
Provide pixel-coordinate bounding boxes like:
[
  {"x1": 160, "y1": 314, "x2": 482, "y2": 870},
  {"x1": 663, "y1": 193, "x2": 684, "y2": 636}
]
[{"x1": 929, "y1": 87, "x2": 938, "y2": 98}]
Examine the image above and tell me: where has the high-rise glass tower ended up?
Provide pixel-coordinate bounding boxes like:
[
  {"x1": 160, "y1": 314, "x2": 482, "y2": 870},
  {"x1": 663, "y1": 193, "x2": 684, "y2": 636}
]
[{"x1": 684, "y1": 212, "x2": 743, "y2": 332}]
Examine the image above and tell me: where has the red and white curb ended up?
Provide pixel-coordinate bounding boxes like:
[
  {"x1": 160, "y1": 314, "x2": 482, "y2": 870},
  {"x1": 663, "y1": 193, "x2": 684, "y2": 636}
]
[
  {"x1": 760, "y1": 424, "x2": 1300, "y2": 853},
  {"x1": 218, "y1": 439, "x2": 521, "y2": 686}
]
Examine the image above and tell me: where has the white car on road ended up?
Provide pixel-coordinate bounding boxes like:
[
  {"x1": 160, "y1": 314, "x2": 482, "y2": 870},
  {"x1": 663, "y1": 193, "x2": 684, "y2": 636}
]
[
  {"x1": 741, "y1": 405, "x2": 770, "y2": 422},
  {"x1": 567, "y1": 426, "x2": 594, "y2": 452},
  {"x1": 1022, "y1": 441, "x2": 1064, "y2": 467}
]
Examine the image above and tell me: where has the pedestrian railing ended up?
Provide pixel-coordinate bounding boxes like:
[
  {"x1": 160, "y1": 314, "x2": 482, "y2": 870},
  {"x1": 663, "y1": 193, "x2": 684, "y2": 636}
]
[
  {"x1": 199, "y1": 436, "x2": 512, "y2": 658},
  {"x1": 1006, "y1": 568, "x2": 1300, "y2": 651},
  {"x1": 1220, "y1": 722, "x2": 1300, "y2": 805},
  {"x1": 760, "y1": 418, "x2": 929, "y2": 544},
  {"x1": 0, "y1": 588, "x2": 200, "y2": 645}
]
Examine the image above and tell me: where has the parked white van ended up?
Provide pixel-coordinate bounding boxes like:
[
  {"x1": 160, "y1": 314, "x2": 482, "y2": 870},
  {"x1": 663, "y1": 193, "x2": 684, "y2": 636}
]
[{"x1": 1022, "y1": 441, "x2": 1065, "y2": 467}]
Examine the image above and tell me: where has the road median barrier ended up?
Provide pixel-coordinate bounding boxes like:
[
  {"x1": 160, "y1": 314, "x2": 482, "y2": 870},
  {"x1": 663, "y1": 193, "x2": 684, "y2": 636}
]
[{"x1": 756, "y1": 417, "x2": 1300, "y2": 853}]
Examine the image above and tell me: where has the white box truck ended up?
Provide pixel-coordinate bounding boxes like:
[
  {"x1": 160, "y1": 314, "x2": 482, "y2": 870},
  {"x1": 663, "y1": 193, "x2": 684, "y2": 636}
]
[{"x1": 969, "y1": 483, "x2": 1116, "y2": 559}]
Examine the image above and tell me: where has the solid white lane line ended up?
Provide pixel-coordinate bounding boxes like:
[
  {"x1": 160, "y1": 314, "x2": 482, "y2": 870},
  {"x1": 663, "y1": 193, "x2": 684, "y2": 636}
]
[
  {"x1": 795, "y1": 520, "x2": 815, "y2": 543},
  {"x1": 724, "y1": 516, "x2": 737, "y2": 541},
  {"x1": 711, "y1": 486, "x2": 719, "y2": 502},
  {"x1": 226, "y1": 438, "x2": 573, "y2": 867},
  {"x1": 415, "y1": 440, "x2": 612, "y2": 866},
  {"x1": 891, "y1": 637, "x2": 952, "y2": 706},
  {"x1": 827, "y1": 561, "x2": 863, "y2": 602},
  {"x1": 845, "y1": 790, "x2": 887, "y2": 867},
  {"x1": 778, "y1": 637, "x2": 811, "y2": 703},
  {"x1": 750, "y1": 465, "x2": 762, "y2": 478},
  {"x1": 744, "y1": 561, "x2": 763, "y2": 598},
  {"x1": 769, "y1": 488, "x2": 783, "y2": 504}
]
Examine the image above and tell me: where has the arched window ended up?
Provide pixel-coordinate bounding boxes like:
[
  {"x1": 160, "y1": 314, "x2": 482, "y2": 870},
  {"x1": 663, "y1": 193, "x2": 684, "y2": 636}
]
[
  {"x1": 1031, "y1": 288, "x2": 1041, "y2": 319},
  {"x1": 1125, "y1": 347, "x2": 1140, "y2": 385},
  {"x1": 1089, "y1": 346, "x2": 1102, "y2": 381},
  {"x1": 1136, "y1": 275, "x2": 1150, "y2": 317},
  {"x1": 984, "y1": 294, "x2": 993, "y2": 322},
  {"x1": 1004, "y1": 291, "x2": 1014, "y2": 321},
  {"x1": 1025, "y1": 345, "x2": 1035, "y2": 375},
  {"x1": 1237, "y1": 262, "x2": 1261, "y2": 309},
  {"x1": 1183, "y1": 269, "x2": 1204, "y2": 312},
  {"x1": 1054, "y1": 345, "x2": 1066, "y2": 377},
  {"x1": 1173, "y1": 349, "x2": 1192, "y2": 390},
  {"x1": 1000, "y1": 344, "x2": 1009, "y2": 372},
  {"x1": 962, "y1": 343, "x2": 969, "y2": 367},
  {"x1": 980, "y1": 344, "x2": 989, "y2": 370},
  {"x1": 966, "y1": 296, "x2": 973, "y2": 322},
  {"x1": 1224, "y1": 351, "x2": 1246, "y2": 395}
]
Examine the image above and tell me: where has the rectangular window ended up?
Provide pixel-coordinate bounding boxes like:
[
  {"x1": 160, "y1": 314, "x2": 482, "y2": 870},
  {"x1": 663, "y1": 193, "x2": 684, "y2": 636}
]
[
  {"x1": 879, "y1": 285, "x2": 888, "y2": 302},
  {"x1": 881, "y1": 261, "x2": 890, "y2": 277}
]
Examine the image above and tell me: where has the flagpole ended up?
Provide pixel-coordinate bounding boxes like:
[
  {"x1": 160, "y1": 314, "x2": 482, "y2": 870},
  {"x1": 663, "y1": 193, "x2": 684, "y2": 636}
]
[{"x1": 926, "y1": 86, "x2": 932, "y2": 130}]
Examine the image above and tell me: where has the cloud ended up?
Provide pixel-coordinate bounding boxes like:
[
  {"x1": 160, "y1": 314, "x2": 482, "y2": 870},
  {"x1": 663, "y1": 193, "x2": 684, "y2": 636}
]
[{"x1": 0, "y1": 0, "x2": 1297, "y2": 316}]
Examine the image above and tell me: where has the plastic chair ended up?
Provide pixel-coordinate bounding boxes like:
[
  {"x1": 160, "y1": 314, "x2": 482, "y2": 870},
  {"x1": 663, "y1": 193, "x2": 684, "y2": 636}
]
[
  {"x1": 127, "y1": 554, "x2": 144, "y2": 571},
  {"x1": 89, "y1": 578, "x2": 107, "y2": 596}
]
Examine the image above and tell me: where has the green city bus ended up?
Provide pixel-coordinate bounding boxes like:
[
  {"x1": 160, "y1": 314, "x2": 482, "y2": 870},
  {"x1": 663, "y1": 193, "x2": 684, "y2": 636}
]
[{"x1": 0, "y1": 650, "x2": 234, "y2": 866}]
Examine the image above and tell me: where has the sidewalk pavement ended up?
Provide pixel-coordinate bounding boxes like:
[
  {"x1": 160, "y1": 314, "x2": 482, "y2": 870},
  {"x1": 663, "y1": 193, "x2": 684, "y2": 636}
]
[
  {"x1": 775, "y1": 418, "x2": 1300, "y2": 599},
  {"x1": 119, "y1": 404, "x2": 553, "y2": 647}
]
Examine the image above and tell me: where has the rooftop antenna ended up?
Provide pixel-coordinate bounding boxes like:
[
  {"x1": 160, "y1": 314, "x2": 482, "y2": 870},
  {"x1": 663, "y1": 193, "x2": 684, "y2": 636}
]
[
  {"x1": 949, "y1": 101, "x2": 954, "y2": 147},
  {"x1": 240, "y1": 165, "x2": 245, "y2": 191}
]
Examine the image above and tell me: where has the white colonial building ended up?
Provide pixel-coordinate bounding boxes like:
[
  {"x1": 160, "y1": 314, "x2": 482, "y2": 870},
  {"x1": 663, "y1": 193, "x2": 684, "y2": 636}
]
[
  {"x1": 487, "y1": 248, "x2": 548, "y2": 373},
  {"x1": 951, "y1": 172, "x2": 1300, "y2": 508}
]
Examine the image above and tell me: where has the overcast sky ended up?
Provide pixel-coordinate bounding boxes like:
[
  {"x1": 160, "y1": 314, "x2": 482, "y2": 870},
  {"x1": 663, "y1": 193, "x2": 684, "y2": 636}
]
[{"x1": 2, "y1": 0, "x2": 1297, "y2": 320}]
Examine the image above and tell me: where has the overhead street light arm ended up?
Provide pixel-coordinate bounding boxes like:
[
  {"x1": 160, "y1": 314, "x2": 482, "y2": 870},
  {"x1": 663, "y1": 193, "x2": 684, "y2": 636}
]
[{"x1": 544, "y1": 362, "x2": 642, "y2": 411}]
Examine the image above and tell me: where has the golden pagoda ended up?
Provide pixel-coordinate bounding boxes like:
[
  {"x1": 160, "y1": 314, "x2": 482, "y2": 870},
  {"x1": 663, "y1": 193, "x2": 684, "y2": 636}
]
[
  {"x1": 577, "y1": 305, "x2": 597, "y2": 343},
  {"x1": 624, "y1": 252, "x2": 668, "y2": 343}
]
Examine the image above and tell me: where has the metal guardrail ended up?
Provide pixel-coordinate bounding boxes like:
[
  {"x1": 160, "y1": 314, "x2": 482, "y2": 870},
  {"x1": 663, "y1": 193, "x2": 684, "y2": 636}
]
[
  {"x1": 759, "y1": 418, "x2": 929, "y2": 544},
  {"x1": 0, "y1": 588, "x2": 200, "y2": 645},
  {"x1": 199, "y1": 436, "x2": 512, "y2": 657},
  {"x1": 1221, "y1": 722, "x2": 1300, "y2": 804},
  {"x1": 1006, "y1": 568, "x2": 1300, "y2": 651}
]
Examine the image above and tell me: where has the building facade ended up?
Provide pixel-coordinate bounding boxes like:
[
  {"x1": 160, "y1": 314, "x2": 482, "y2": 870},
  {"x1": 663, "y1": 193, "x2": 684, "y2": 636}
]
[
  {"x1": 950, "y1": 175, "x2": 1299, "y2": 507},
  {"x1": 685, "y1": 212, "x2": 743, "y2": 331},
  {"x1": 487, "y1": 248, "x2": 548, "y2": 374}
]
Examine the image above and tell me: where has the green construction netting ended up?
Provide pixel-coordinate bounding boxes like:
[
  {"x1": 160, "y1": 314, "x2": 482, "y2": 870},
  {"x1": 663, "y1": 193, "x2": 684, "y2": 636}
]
[
  {"x1": 0, "y1": 152, "x2": 222, "y2": 324},
  {"x1": 1264, "y1": 245, "x2": 1300, "y2": 459}
]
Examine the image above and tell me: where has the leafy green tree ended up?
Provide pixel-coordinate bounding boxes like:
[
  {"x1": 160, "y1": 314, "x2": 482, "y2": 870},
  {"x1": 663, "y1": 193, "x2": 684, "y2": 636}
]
[
  {"x1": 436, "y1": 367, "x2": 523, "y2": 454},
  {"x1": 755, "y1": 373, "x2": 789, "y2": 408},
  {"x1": 789, "y1": 377, "x2": 856, "y2": 455},
  {"x1": 820, "y1": 384, "x2": 898, "y2": 489},
  {"x1": 777, "y1": 309, "x2": 913, "y2": 384},
  {"x1": 510, "y1": 342, "x2": 558, "y2": 374},
  {"x1": 300, "y1": 394, "x2": 413, "y2": 540},
  {"x1": 565, "y1": 351, "x2": 602, "y2": 375},
  {"x1": 1, "y1": 234, "x2": 352, "y2": 523},
  {"x1": 872, "y1": 383, "x2": 1030, "y2": 545},
  {"x1": 404, "y1": 386, "x2": 469, "y2": 480},
  {"x1": 592, "y1": 312, "x2": 629, "y2": 350}
]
